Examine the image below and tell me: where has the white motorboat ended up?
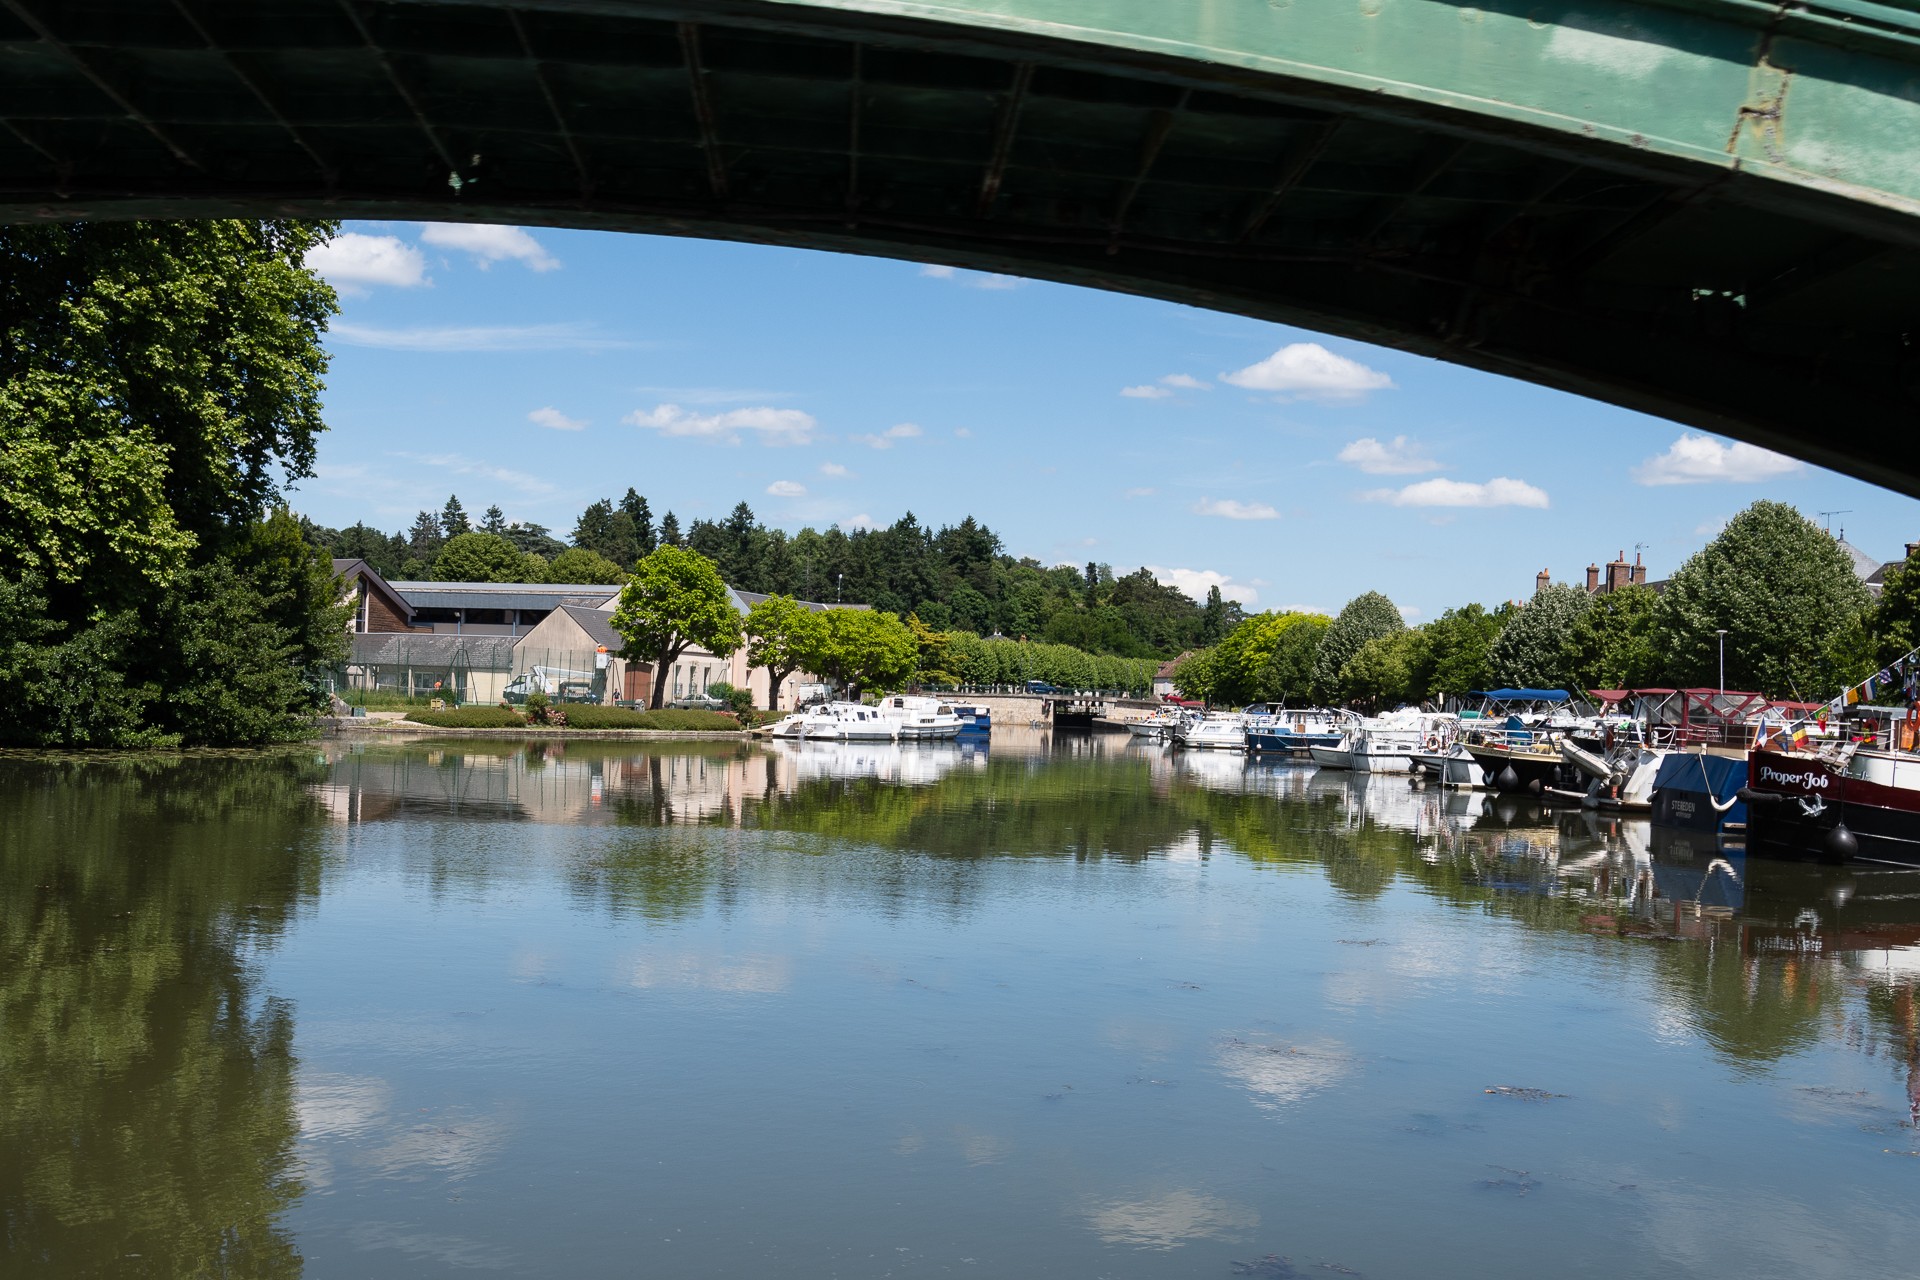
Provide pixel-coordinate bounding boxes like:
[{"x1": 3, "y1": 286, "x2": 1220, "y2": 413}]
[
  {"x1": 1350, "y1": 709, "x2": 1440, "y2": 774},
  {"x1": 878, "y1": 695, "x2": 964, "y2": 740},
  {"x1": 1174, "y1": 711, "x2": 1248, "y2": 751},
  {"x1": 1309, "y1": 732, "x2": 1355, "y2": 770},
  {"x1": 1127, "y1": 710, "x2": 1182, "y2": 740},
  {"x1": 767, "y1": 701, "x2": 897, "y2": 741}
]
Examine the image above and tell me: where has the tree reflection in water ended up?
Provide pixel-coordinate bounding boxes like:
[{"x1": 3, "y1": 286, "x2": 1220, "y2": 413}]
[{"x1": 0, "y1": 753, "x2": 326, "y2": 1277}]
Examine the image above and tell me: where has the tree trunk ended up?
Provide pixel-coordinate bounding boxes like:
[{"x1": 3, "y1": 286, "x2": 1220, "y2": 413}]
[
  {"x1": 649, "y1": 645, "x2": 674, "y2": 710},
  {"x1": 766, "y1": 666, "x2": 786, "y2": 711}
]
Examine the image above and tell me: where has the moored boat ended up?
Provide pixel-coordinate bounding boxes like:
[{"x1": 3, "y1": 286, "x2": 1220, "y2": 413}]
[
  {"x1": 1247, "y1": 707, "x2": 1351, "y2": 755},
  {"x1": 880, "y1": 695, "x2": 965, "y2": 740},
  {"x1": 1174, "y1": 711, "x2": 1249, "y2": 751}
]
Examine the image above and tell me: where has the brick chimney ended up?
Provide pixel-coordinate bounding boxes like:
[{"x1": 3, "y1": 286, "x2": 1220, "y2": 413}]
[
  {"x1": 1535, "y1": 568, "x2": 1551, "y2": 594},
  {"x1": 1586, "y1": 563, "x2": 1600, "y2": 592},
  {"x1": 1907, "y1": 540, "x2": 1920, "y2": 562},
  {"x1": 1632, "y1": 551, "x2": 1647, "y2": 586},
  {"x1": 1600, "y1": 550, "x2": 1624, "y2": 593}
]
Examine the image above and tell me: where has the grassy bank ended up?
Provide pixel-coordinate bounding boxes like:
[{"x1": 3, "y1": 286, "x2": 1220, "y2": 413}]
[{"x1": 403, "y1": 706, "x2": 741, "y2": 731}]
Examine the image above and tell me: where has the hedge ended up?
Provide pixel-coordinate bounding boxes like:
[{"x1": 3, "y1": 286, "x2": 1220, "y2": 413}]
[
  {"x1": 551, "y1": 706, "x2": 741, "y2": 731},
  {"x1": 404, "y1": 706, "x2": 527, "y2": 728}
]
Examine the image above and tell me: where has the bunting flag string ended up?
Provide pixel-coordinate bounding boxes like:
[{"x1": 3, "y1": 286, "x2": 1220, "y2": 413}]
[{"x1": 1824, "y1": 643, "x2": 1920, "y2": 716}]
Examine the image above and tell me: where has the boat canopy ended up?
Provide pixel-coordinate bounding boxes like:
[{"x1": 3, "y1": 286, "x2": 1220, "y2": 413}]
[{"x1": 1473, "y1": 688, "x2": 1571, "y2": 703}]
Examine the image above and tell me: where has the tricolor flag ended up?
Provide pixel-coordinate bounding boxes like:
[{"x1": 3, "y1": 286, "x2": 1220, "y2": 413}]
[{"x1": 1790, "y1": 724, "x2": 1809, "y2": 748}]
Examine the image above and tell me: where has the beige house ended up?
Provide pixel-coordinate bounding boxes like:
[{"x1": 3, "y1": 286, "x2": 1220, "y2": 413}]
[{"x1": 509, "y1": 588, "x2": 865, "y2": 710}]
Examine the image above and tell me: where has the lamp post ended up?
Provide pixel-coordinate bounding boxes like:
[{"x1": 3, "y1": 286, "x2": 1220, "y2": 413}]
[
  {"x1": 836, "y1": 572, "x2": 843, "y2": 604},
  {"x1": 1716, "y1": 629, "x2": 1728, "y2": 693}
]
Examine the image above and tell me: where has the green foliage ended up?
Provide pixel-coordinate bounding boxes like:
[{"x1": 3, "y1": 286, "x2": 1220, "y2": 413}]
[
  {"x1": 0, "y1": 220, "x2": 333, "y2": 612},
  {"x1": 431, "y1": 531, "x2": 531, "y2": 583},
  {"x1": 1488, "y1": 582, "x2": 1591, "y2": 690},
  {"x1": 1562, "y1": 584, "x2": 1661, "y2": 690},
  {"x1": 523, "y1": 690, "x2": 552, "y2": 723},
  {"x1": 945, "y1": 633, "x2": 1158, "y2": 694},
  {"x1": 1417, "y1": 603, "x2": 1503, "y2": 698},
  {"x1": 0, "y1": 576, "x2": 167, "y2": 747},
  {"x1": 705, "y1": 681, "x2": 756, "y2": 716},
  {"x1": 1312, "y1": 592, "x2": 1406, "y2": 703},
  {"x1": 546, "y1": 546, "x2": 628, "y2": 585},
  {"x1": 1870, "y1": 552, "x2": 1920, "y2": 666},
  {"x1": 404, "y1": 706, "x2": 527, "y2": 728},
  {"x1": 1169, "y1": 648, "x2": 1217, "y2": 702},
  {"x1": 811, "y1": 609, "x2": 918, "y2": 694},
  {"x1": 1260, "y1": 616, "x2": 1329, "y2": 704},
  {"x1": 610, "y1": 546, "x2": 744, "y2": 708},
  {"x1": 560, "y1": 706, "x2": 740, "y2": 731},
  {"x1": 907, "y1": 613, "x2": 961, "y2": 686},
  {"x1": 1204, "y1": 611, "x2": 1328, "y2": 705},
  {"x1": 1653, "y1": 501, "x2": 1872, "y2": 697},
  {"x1": 744, "y1": 594, "x2": 829, "y2": 709},
  {"x1": 1340, "y1": 630, "x2": 1424, "y2": 709}
]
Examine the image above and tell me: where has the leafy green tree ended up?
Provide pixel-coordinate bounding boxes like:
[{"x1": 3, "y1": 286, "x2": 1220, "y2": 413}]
[
  {"x1": 1312, "y1": 592, "x2": 1406, "y2": 703},
  {"x1": 1417, "y1": 604, "x2": 1504, "y2": 699},
  {"x1": 1205, "y1": 611, "x2": 1326, "y2": 704},
  {"x1": 659, "y1": 511, "x2": 682, "y2": 547},
  {"x1": 611, "y1": 546, "x2": 744, "y2": 709},
  {"x1": 405, "y1": 510, "x2": 442, "y2": 565},
  {"x1": 1488, "y1": 582, "x2": 1591, "y2": 689},
  {"x1": 440, "y1": 494, "x2": 470, "y2": 537},
  {"x1": 546, "y1": 547, "x2": 627, "y2": 585},
  {"x1": 907, "y1": 613, "x2": 961, "y2": 686},
  {"x1": 1341, "y1": 631, "x2": 1423, "y2": 710},
  {"x1": 1260, "y1": 615, "x2": 1330, "y2": 704},
  {"x1": 431, "y1": 532, "x2": 529, "y2": 583},
  {"x1": 503, "y1": 520, "x2": 567, "y2": 559},
  {"x1": 1653, "y1": 500, "x2": 1872, "y2": 696},
  {"x1": 1202, "y1": 585, "x2": 1228, "y2": 643},
  {"x1": 1170, "y1": 647, "x2": 1218, "y2": 703},
  {"x1": 623, "y1": 489, "x2": 656, "y2": 557},
  {"x1": 1870, "y1": 551, "x2": 1920, "y2": 665},
  {"x1": 1563, "y1": 584, "x2": 1661, "y2": 690},
  {"x1": 480, "y1": 504, "x2": 508, "y2": 535},
  {"x1": 744, "y1": 595, "x2": 829, "y2": 710},
  {"x1": 810, "y1": 609, "x2": 918, "y2": 696}
]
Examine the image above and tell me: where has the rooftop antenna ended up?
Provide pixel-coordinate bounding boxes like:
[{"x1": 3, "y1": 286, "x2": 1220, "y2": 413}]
[
  {"x1": 1633, "y1": 541, "x2": 1649, "y2": 561},
  {"x1": 1818, "y1": 509, "x2": 1852, "y2": 535}
]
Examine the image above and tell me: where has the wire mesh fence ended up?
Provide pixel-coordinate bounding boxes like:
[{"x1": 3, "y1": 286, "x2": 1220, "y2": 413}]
[{"x1": 327, "y1": 636, "x2": 622, "y2": 707}]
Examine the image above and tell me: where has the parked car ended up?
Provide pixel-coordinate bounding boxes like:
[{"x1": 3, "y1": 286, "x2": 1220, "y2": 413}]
[
  {"x1": 1025, "y1": 680, "x2": 1058, "y2": 694},
  {"x1": 668, "y1": 694, "x2": 727, "y2": 711}
]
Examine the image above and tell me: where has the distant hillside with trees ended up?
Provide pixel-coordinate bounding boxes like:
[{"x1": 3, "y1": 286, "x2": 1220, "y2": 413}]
[{"x1": 306, "y1": 496, "x2": 1239, "y2": 662}]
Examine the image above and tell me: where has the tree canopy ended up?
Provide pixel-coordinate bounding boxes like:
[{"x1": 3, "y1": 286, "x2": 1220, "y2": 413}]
[
  {"x1": 744, "y1": 594, "x2": 829, "y2": 708},
  {"x1": 610, "y1": 547, "x2": 744, "y2": 708},
  {"x1": 1653, "y1": 500, "x2": 1872, "y2": 697},
  {"x1": 1488, "y1": 582, "x2": 1591, "y2": 690},
  {"x1": 1312, "y1": 593, "x2": 1406, "y2": 702},
  {"x1": 0, "y1": 220, "x2": 345, "y2": 746}
]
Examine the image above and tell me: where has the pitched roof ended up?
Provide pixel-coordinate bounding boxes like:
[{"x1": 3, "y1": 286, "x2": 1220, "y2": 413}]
[
  {"x1": 1835, "y1": 535, "x2": 1881, "y2": 581},
  {"x1": 333, "y1": 558, "x2": 415, "y2": 624},
  {"x1": 1155, "y1": 651, "x2": 1193, "y2": 679},
  {"x1": 390, "y1": 581, "x2": 620, "y2": 611},
  {"x1": 731, "y1": 588, "x2": 870, "y2": 613},
  {"x1": 558, "y1": 604, "x2": 621, "y2": 650},
  {"x1": 348, "y1": 633, "x2": 517, "y2": 667}
]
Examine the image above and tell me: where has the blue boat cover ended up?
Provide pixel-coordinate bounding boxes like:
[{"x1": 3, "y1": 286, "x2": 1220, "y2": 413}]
[{"x1": 1475, "y1": 688, "x2": 1571, "y2": 702}]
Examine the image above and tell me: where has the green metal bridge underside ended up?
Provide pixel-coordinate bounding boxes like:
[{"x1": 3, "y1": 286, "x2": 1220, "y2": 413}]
[{"x1": 6, "y1": 0, "x2": 1920, "y2": 494}]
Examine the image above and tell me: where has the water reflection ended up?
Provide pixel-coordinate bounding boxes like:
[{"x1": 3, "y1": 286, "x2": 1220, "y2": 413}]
[{"x1": 13, "y1": 738, "x2": 1920, "y2": 1276}]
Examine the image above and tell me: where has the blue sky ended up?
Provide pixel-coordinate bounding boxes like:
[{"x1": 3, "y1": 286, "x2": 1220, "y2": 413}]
[{"x1": 300, "y1": 221, "x2": 1920, "y2": 620}]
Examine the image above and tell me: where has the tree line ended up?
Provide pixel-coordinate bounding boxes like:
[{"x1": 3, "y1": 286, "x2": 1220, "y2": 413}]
[
  {"x1": 306, "y1": 497, "x2": 1239, "y2": 661},
  {"x1": 1175, "y1": 501, "x2": 1919, "y2": 709}
]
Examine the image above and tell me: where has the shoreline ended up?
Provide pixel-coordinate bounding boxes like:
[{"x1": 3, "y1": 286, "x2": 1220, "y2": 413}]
[{"x1": 318, "y1": 717, "x2": 751, "y2": 742}]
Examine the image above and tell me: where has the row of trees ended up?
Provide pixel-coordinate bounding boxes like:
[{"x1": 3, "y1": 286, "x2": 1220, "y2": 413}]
[
  {"x1": 604, "y1": 545, "x2": 1163, "y2": 709},
  {"x1": 1175, "y1": 502, "x2": 1918, "y2": 709},
  {"x1": 309, "y1": 498, "x2": 1238, "y2": 661},
  {"x1": 1, "y1": 220, "x2": 351, "y2": 747}
]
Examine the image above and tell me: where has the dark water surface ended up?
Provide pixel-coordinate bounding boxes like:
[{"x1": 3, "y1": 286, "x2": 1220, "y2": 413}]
[{"x1": 6, "y1": 732, "x2": 1920, "y2": 1277}]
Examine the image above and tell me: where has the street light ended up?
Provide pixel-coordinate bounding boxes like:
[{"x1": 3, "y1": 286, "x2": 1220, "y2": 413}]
[
  {"x1": 1716, "y1": 629, "x2": 1728, "y2": 693},
  {"x1": 836, "y1": 572, "x2": 843, "y2": 604}
]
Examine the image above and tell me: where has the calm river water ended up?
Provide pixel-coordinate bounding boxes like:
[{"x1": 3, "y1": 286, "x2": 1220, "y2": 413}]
[{"x1": 6, "y1": 731, "x2": 1920, "y2": 1277}]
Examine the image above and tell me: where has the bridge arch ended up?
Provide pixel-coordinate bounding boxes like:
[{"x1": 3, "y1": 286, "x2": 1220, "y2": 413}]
[{"x1": 5, "y1": 0, "x2": 1919, "y2": 493}]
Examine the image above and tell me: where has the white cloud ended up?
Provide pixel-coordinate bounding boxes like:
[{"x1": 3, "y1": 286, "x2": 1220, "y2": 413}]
[
  {"x1": 1193, "y1": 497, "x2": 1281, "y2": 520},
  {"x1": 1361, "y1": 476, "x2": 1550, "y2": 508},
  {"x1": 393, "y1": 451, "x2": 555, "y2": 495},
  {"x1": 819, "y1": 462, "x2": 850, "y2": 477},
  {"x1": 765, "y1": 480, "x2": 806, "y2": 497},
  {"x1": 1338, "y1": 435, "x2": 1441, "y2": 475},
  {"x1": 1632, "y1": 432, "x2": 1803, "y2": 485},
  {"x1": 1222, "y1": 342, "x2": 1394, "y2": 400},
  {"x1": 305, "y1": 233, "x2": 427, "y2": 293},
  {"x1": 1162, "y1": 374, "x2": 1210, "y2": 390},
  {"x1": 953, "y1": 427, "x2": 972, "y2": 438},
  {"x1": 1121, "y1": 384, "x2": 1173, "y2": 399},
  {"x1": 851, "y1": 422, "x2": 923, "y2": 449},
  {"x1": 1124, "y1": 486, "x2": 1158, "y2": 498},
  {"x1": 329, "y1": 322, "x2": 630, "y2": 352},
  {"x1": 1122, "y1": 373, "x2": 1212, "y2": 399},
  {"x1": 1146, "y1": 565, "x2": 1260, "y2": 607},
  {"x1": 528, "y1": 406, "x2": 584, "y2": 432},
  {"x1": 625, "y1": 403, "x2": 817, "y2": 446},
  {"x1": 419, "y1": 222, "x2": 560, "y2": 272},
  {"x1": 920, "y1": 263, "x2": 1023, "y2": 289},
  {"x1": 849, "y1": 513, "x2": 874, "y2": 529}
]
